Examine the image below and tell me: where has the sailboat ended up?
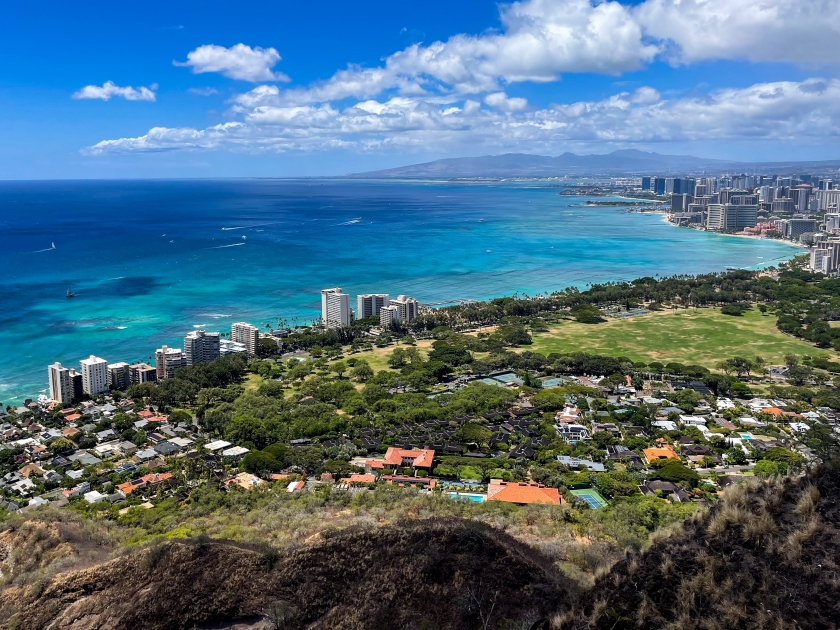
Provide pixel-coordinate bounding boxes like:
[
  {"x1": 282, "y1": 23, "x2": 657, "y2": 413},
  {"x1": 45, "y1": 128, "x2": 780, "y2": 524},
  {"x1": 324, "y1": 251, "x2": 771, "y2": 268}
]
[{"x1": 66, "y1": 286, "x2": 76, "y2": 298}]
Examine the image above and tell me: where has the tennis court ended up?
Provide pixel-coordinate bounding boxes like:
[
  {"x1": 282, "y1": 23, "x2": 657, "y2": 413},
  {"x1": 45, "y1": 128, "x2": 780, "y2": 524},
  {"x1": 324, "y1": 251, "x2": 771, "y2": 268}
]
[{"x1": 570, "y1": 488, "x2": 608, "y2": 509}]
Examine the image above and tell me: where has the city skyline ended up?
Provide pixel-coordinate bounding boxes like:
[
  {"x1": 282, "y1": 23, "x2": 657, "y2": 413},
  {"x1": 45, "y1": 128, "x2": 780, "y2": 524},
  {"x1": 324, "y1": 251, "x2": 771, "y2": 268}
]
[{"x1": 2, "y1": 0, "x2": 840, "y2": 179}]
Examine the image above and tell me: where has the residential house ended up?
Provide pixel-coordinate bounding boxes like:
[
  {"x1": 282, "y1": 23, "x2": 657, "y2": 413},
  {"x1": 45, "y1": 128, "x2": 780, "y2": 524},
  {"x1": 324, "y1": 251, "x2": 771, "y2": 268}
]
[
  {"x1": 226, "y1": 472, "x2": 263, "y2": 490},
  {"x1": 606, "y1": 445, "x2": 643, "y2": 465},
  {"x1": 652, "y1": 420, "x2": 678, "y2": 432},
  {"x1": 642, "y1": 443, "x2": 680, "y2": 465},
  {"x1": 639, "y1": 480, "x2": 690, "y2": 502},
  {"x1": 557, "y1": 455, "x2": 606, "y2": 472},
  {"x1": 554, "y1": 423, "x2": 590, "y2": 443},
  {"x1": 487, "y1": 480, "x2": 562, "y2": 505},
  {"x1": 383, "y1": 447, "x2": 435, "y2": 471}
]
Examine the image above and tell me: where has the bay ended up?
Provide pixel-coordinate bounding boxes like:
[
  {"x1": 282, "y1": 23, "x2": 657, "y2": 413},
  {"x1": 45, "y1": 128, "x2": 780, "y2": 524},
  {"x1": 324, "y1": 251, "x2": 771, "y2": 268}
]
[{"x1": 0, "y1": 178, "x2": 797, "y2": 402}]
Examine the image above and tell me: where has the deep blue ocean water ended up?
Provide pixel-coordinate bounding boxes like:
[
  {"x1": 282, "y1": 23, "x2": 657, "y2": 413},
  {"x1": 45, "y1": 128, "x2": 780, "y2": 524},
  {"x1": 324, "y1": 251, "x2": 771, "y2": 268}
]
[{"x1": 0, "y1": 179, "x2": 796, "y2": 402}]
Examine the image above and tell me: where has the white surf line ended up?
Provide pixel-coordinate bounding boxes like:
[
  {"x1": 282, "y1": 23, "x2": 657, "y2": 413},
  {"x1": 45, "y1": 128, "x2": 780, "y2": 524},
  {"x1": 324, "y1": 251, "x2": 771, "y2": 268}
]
[{"x1": 212, "y1": 243, "x2": 246, "y2": 249}]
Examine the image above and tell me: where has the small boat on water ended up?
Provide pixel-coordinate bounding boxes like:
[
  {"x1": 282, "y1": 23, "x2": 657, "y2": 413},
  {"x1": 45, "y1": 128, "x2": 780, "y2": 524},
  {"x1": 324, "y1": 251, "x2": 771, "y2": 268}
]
[{"x1": 66, "y1": 287, "x2": 76, "y2": 298}]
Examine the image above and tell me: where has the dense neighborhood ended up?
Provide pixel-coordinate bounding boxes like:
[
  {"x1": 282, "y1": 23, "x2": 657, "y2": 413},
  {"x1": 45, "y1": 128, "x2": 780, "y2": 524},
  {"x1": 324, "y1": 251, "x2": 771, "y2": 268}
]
[{"x1": 0, "y1": 346, "x2": 825, "y2": 516}]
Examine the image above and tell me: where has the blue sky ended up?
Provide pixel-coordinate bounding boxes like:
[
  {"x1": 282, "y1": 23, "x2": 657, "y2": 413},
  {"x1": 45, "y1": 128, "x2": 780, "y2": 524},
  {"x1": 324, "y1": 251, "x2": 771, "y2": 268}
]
[{"x1": 1, "y1": 0, "x2": 839, "y2": 178}]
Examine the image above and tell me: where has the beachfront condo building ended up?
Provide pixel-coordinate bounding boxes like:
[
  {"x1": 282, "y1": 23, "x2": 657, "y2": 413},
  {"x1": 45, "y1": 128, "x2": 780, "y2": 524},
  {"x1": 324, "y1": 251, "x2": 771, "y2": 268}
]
[
  {"x1": 107, "y1": 362, "x2": 131, "y2": 390},
  {"x1": 80, "y1": 355, "x2": 109, "y2": 396},
  {"x1": 380, "y1": 295, "x2": 419, "y2": 328},
  {"x1": 321, "y1": 288, "x2": 354, "y2": 328},
  {"x1": 380, "y1": 304, "x2": 400, "y2": 329},
  {"x1": 155, "y1": 345, "x2": 186, "y2": 380},
  {"x1": 705, "y1": 203, "x2": 758, "y2": 231},
  {"x1": 47, "y1": 362, "x2": 74, "y2": 404},
  {"x1": 184, "y1": 330, "x2": 221, "y2": 366},
  {"x1": 391, "y1": 295, "x2": 419, "y2": 322},
  {"x1": 357, "y1": 294, "x2": 389, "y2": 319},
  {"x1": 231, "y1": 322, "x2": 260, "y2": 354},
  {"x1": 129, "y1": 363, "x2": 157, "y2": 384}
]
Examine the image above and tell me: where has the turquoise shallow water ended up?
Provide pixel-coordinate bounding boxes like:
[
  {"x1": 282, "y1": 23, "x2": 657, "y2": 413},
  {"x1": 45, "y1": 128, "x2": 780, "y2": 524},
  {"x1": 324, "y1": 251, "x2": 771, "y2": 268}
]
[{"x1": 0, "y1": 179, "x2": 796, "y2": 402}]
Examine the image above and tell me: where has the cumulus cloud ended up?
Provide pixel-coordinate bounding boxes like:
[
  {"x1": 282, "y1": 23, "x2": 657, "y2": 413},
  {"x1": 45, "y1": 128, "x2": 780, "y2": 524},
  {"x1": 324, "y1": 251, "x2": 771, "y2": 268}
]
[
  {"x1": 484, "y1": 92, "x2": 528, "y2": 111},
  {"x1": 82, "y1": 0, "x2": 840, "y2": 156},
  {"x1": 82, "y1": 79, "x2": 840, "y2": 155},
  {"x1": 72, "y1": 81, "x2": 157, "y2": 102},
  {"x1": 174, "y1": 44, "x2": 290, "y2": 82},
  {"x1": 249, "y1": 0, "x2": 840, "y2": 108},
  {"x1": 636, "y1": 0, "x2": 840, "y2": 65}
]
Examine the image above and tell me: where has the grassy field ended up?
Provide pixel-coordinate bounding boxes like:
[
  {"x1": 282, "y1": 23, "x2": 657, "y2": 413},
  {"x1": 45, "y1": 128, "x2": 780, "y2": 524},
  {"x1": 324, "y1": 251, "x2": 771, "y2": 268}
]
[
  {"x1": 339, "y1": 339, "x2": 433, "y2": 372},
  {"x1": 527, "y1": 308, "x2": 834, "y2": 368}
]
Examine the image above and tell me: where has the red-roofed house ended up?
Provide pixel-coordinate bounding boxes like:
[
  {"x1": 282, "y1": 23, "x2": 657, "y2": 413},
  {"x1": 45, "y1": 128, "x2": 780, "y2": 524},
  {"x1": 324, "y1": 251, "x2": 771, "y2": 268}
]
[
  {"x1": 383, "y1": 447, "x2": 435, "y2": 470},
  {"x1": 136, "y1": 410, "x2": 154, "y2": 419},
  {"x1": 64, "y1": 414, "x2": 82, "y2": 423},
  {"x1": 365, "y1": 459, "x2": 385, "y2": 472},
  {"x1": 345, "y1": 473, "x2": 377, "y2": 485},
  {"x1": 487, "y1": 480, "x2": 562, "y2": 505},
  {"x1": 762, "y1": 407, "x2": 784, "y2": 417},
  {"x1": 117, "y1": 472, "x2": 174, "y2": 495}
]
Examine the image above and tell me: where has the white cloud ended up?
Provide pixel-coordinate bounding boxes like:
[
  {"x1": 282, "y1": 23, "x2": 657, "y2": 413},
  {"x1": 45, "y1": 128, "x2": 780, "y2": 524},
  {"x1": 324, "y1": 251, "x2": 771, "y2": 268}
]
[
  {"x1": 484, "y1": 92, "x2": 528, "y2": 111},
  {"x1": 82, "y1": 0, "x2": 840, "y2": 157},
  {"x1": 636, "y1": 0, "x2": 840, "y2": 65},
  {"x1": 72, "y1": 81, "x2": 157, "y2": 102},
  {"x1": 82, "y1": 79, "x2": 840, "y2": 156},
  {"x1": 174, "y1": 44, "x2": 290, "y2": 82}
]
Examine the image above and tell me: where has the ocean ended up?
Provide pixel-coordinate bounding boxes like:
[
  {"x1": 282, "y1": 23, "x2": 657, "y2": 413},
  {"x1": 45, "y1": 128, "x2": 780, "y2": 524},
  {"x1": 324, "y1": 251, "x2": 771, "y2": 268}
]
[{"x1": 0, "y1": 178, "x2": 796, "y2": 403}]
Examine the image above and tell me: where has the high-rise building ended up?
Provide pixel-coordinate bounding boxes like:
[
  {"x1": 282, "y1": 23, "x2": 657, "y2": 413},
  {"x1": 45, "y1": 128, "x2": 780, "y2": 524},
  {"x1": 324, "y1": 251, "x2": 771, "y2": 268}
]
[
  {"x1": 155, "y1": 345, "x2": 186, "y2": 380},
  {"x1": 357, "y1": 294, "x2": 390, "y2": 320},
  {"x1": 390, "y1": 295, "x2": 419, "y2": 323},
  {"x1": 129, "y1": 363, "x2": 157, "y2": 384},
  {"x1": 47, "y1": 362, "x2": 73, "y2": 404},
  {"x1": 706, "y1": 203, "x2": 758, "y2": 231},
  {"x1": 380, "y1": 304, "x2": 401, "y2": 329},
  {"x1": 107, "y1": 362, "x2": 131, "y2": 390},
  {"x1": 653, "y1": 177, "x2": 666, "y2": 195},
  {"x1": 641, "y1": 176, "x2": 651, "y2": 191},
  {"x1": 670, "y1": 194, "x2": 693, "y2": 213},
  {"x1": 184, "y1": 330, "x2": 221, "y2": 366},
  {"x1": 231, "y1": 322, "x2": 260, "y2": 355},
  {"x1": 771, "y1": 199, "x2": 795, "y2": 214},
  {"x1": 758, "y1": 186, "x2": 775, "y2": 203},
  {"x1": 79, "y1": 355, "x2": 109, "y2": 396},
  {"x1": 321, "y1": 288, "x2": 353, "y2": 328},
  {"x1": 788, "y1": 219, "x2": 818, "y2": 241},
  {"x1": 70, "y1": 370, "x2": 83, "y2": 402},
  {"x1": 818, "y1": 190, "x2": 840, "y2": 213}
]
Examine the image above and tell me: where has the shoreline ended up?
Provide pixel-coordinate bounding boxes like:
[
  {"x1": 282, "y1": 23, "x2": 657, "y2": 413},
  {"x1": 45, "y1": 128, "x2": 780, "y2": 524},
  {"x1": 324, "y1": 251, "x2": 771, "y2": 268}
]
[{"x1": 659, "y1": 212, "x2": 805, "y2": 251}]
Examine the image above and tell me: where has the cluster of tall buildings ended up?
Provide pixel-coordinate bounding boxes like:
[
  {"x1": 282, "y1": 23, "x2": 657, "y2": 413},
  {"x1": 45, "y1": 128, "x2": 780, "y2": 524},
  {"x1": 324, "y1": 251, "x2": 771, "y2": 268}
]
[
  {"x1": 648, "y1": 173, "x2": 839, "y2": 234},
  {"x1": 321, "y1": 288, "x2": 419, "y2": 330},
  {"x1": 46, "y1": 321, "x2": 263, "y2": 403}
]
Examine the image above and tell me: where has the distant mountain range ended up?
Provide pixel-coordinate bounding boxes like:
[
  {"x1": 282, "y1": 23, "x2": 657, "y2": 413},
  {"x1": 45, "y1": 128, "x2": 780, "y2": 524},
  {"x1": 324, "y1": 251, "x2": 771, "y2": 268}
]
[{"x1": 347, "y1": 150, "x2": 840, "y2": 178}]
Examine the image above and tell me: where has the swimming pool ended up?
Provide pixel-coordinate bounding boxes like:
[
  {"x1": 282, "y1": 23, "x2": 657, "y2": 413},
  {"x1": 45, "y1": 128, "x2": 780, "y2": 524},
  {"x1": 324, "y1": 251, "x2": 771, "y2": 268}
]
[{"x1": 446, "y1": 492, "x2": 487, "y2": 503}]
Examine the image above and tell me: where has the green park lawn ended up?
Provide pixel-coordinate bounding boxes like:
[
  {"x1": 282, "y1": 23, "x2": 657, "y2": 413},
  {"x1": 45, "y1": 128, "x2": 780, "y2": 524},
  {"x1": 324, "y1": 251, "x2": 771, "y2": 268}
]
[
  {"x1": 340, "y1": 339, "x2": 432, "y2": 372},
  {"x1": 527, "y1": 307, "x2": 835, "y2": 368}
]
